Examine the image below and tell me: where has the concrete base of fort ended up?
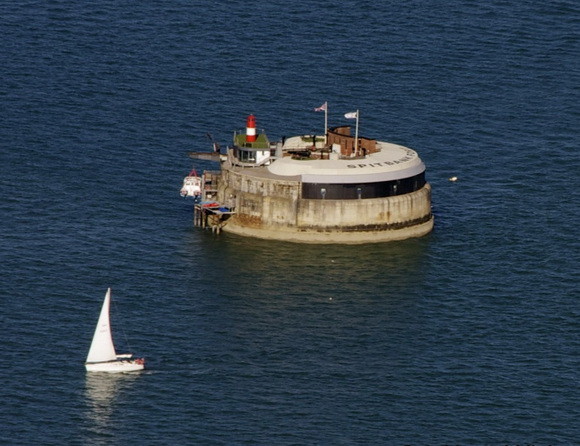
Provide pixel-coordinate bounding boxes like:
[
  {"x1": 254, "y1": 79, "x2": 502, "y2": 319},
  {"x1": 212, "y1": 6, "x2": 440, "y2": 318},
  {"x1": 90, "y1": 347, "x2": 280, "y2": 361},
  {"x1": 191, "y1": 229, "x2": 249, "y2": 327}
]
[
  {"x1": 218, "y1": 180, "x2": 434, "y2": 244},
  {"x1": 222, "y1": 216, "x2": 434, "y2": 244}
]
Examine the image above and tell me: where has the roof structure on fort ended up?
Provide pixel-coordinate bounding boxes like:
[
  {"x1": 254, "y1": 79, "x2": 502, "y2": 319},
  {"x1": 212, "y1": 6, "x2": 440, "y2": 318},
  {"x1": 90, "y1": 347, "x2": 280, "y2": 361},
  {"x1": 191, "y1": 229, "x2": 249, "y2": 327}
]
[{"x1": 267, "y1": 140, "x2": 425, "y2": 184}]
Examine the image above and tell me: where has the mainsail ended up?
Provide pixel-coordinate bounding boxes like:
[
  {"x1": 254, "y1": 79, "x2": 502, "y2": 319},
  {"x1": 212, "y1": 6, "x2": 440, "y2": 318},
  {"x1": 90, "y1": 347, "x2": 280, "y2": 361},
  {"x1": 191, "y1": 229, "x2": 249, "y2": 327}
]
[{"x1": 86, "y1": 288, "x2": 117, "y2": 363}]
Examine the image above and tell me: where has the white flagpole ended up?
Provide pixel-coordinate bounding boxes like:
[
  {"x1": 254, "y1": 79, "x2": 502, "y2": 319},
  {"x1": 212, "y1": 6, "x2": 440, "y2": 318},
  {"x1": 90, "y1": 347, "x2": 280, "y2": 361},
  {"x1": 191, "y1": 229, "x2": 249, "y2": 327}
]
[
  {"x1": 324, "y1": 103, "x2": 328, "y2": 144},
  {"x1": 354, "y1": 109, "x2": 359, "y2": 156}
]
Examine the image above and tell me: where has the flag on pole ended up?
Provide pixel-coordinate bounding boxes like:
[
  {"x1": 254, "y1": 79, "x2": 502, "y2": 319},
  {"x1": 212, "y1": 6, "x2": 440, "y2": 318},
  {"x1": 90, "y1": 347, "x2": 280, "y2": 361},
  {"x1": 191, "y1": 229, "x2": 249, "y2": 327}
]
[
  {"x1": 314, "y1": 102, "x2": 328, "y2": 143},
  {"x1": 344, "y1": 111, "x2": 358, "y2": 119},
  {"x1": 314, "y1": 102, "x2": 327, "y2": 112}
]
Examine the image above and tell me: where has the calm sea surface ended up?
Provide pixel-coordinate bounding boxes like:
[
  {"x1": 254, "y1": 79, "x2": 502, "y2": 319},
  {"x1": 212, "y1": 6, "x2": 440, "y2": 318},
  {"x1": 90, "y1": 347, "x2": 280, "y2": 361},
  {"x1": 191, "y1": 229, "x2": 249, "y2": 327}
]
[{"x1": 1, "y1": 1, "x2": 578, "y2": 444}]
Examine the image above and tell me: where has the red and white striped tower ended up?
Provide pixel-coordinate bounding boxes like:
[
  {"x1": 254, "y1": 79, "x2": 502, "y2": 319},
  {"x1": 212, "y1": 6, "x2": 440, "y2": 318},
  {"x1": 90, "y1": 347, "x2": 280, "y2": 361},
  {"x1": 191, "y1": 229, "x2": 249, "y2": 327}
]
[{"x1": 246, "y1": 114, "x2": 257, "y2": 143}]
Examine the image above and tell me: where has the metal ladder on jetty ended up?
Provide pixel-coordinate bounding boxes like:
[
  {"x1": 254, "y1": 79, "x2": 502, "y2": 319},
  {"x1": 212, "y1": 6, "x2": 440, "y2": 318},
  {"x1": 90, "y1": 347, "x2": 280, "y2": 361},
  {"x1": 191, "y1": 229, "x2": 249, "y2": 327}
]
[{"x1": 193, "y1": 171, "x2": 234, "y2": 233}]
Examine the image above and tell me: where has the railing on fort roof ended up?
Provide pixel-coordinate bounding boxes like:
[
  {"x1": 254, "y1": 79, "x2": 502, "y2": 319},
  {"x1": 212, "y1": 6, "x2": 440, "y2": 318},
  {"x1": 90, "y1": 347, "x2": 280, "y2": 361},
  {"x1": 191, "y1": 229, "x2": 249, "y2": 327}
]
[
  {"x1": 233, "y1": 130, "x2": 270, "y2": 149},
  {"x1": 327, "y1": 125, "x2": 377, "y2": 157}
]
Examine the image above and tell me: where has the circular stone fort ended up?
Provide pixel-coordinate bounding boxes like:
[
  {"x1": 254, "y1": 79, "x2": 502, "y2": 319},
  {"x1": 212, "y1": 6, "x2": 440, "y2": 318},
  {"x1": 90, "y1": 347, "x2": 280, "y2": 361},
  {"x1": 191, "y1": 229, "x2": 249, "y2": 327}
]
[{"x1": 190, "y1": 114, "x2": 433, "y2": 244}]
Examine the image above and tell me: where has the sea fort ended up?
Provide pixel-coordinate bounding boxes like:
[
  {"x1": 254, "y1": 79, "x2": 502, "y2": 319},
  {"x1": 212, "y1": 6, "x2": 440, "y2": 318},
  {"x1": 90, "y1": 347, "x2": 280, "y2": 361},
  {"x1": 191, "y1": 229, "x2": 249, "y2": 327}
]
[{"x1": 185, "y1": 110, "x2": 433, "y2": 244}]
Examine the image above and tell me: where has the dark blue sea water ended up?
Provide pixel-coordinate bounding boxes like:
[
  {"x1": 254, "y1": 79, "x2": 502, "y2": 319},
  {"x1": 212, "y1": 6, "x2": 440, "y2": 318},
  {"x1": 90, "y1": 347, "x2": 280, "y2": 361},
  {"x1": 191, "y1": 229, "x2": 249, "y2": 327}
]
[{"x1": 1, "y1": 1, "x2": 578, "y2": 444}]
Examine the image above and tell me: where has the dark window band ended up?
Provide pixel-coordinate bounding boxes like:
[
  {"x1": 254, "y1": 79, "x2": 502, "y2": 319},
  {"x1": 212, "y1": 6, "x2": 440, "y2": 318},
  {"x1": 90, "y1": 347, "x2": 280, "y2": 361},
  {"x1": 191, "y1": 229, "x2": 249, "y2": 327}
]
[{"x1": 301, "y1": 172, "x2": 426, "y2": 200}]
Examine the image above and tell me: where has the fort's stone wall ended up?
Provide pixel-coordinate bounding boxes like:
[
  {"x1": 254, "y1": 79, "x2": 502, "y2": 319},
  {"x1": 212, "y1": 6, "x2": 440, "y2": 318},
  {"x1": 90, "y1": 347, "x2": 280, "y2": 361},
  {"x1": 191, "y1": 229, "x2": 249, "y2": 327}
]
[
  {"x1": 217, "y1": 168, "x2": 433, "y2": 244},
  {"x1": 296, "y1": 185, "x2": 432, "y2": 229}
]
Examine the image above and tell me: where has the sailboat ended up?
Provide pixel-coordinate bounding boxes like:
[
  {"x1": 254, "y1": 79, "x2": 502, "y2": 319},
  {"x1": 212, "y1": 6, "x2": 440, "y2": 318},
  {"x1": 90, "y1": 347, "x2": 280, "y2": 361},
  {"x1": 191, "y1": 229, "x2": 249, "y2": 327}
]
[{"x1": 85, "y1": 288, "x2": 145, "y2": 373}]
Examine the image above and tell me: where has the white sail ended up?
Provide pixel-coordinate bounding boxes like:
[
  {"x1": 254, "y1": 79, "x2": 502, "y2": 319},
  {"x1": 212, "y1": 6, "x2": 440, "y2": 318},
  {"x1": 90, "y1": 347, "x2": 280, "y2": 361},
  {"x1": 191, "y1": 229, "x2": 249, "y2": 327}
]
[{"x1": 86, "y1": 288, "x2": 117, "y2": 363}]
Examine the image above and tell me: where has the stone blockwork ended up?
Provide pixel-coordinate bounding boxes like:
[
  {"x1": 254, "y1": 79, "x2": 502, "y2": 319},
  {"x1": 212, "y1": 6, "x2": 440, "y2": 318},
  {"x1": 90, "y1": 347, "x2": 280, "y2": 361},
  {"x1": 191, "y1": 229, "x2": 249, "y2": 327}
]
[
  {"x1": 296, "y1": 185, "x2": 432, "y2": 230},
  {"x1": 217, "y1": 167, "x2": 433, "y2": 244}
]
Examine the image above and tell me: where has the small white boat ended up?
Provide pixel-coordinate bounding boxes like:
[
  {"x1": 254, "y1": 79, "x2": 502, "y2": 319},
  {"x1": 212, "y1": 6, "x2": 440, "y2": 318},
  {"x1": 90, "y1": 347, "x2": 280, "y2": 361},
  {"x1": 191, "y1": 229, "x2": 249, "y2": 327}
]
[
  {"x1": 180, "y1": 169, "x2": 202, "y2": 197},
  {"x1": 85, "y1": 288, "x2": 145, "y2": 373}
]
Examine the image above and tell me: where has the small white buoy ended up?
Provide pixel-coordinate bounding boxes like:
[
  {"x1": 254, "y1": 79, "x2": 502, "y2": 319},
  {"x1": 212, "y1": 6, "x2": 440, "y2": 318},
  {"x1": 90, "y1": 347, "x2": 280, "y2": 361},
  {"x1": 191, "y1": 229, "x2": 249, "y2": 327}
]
[{"x1": 449, "y1": 176, "x2": 458, "y2": 182}]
